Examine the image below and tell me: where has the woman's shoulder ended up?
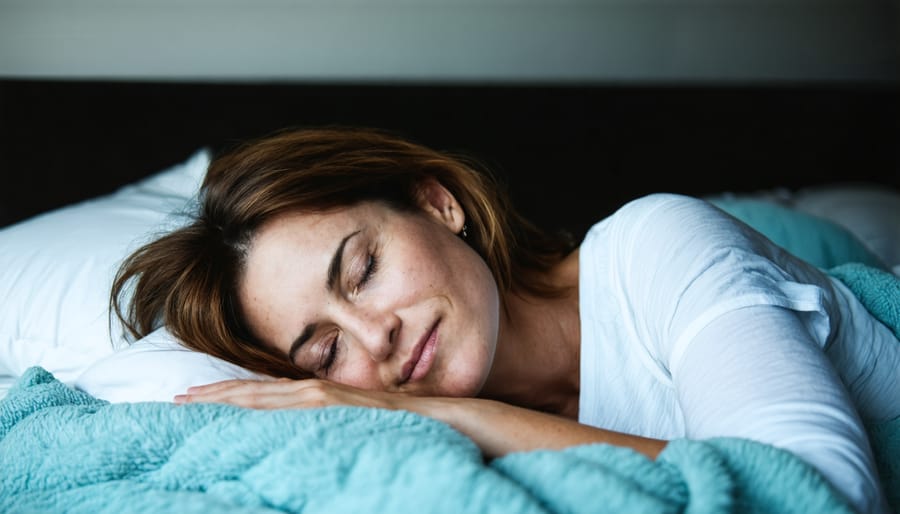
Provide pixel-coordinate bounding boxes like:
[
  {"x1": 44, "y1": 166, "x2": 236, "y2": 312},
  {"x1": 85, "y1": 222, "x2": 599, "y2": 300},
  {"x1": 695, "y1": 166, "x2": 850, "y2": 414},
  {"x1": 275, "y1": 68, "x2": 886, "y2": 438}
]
[
  {"x1": 580, "y1": 192, "x2": 789, "y2": 284},
  {"x1": 584, "y1": 193, "x2": 719, "y2": 245},
  {"x1": 579, "y1": 193, "x2": 724, "y2": 287},
  {"x1": 617, "y1": 192, "x2": 713, "y2": 219}
]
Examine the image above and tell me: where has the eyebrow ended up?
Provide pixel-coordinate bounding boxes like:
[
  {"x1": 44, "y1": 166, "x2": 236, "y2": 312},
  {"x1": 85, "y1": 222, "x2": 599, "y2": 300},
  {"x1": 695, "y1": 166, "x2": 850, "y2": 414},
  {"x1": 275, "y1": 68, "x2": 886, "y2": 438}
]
[{"x1": 287, "y1": 229, "x2": 361, "y2": 363}]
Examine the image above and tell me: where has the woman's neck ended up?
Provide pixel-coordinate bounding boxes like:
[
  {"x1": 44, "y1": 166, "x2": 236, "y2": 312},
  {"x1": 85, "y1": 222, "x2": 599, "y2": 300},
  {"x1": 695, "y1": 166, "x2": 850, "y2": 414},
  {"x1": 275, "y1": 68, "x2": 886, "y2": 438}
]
[{"x1": 478, "y1": 250, "x2": 581, "y2": 418}]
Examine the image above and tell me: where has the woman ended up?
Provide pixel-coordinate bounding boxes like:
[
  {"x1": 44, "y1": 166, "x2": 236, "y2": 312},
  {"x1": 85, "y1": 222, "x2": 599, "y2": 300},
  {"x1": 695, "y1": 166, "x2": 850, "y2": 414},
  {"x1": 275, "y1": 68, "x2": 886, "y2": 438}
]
[{"x1": 112, "y1": 126, "x2": 897, "y2": 514}]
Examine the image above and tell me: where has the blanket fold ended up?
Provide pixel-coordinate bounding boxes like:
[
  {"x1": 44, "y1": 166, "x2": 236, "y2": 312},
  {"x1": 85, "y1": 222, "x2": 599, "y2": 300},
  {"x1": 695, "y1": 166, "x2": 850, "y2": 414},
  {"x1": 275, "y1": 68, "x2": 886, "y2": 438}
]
[{"x1": 2, "y1": 367, "x2": 856, "y2": 514}]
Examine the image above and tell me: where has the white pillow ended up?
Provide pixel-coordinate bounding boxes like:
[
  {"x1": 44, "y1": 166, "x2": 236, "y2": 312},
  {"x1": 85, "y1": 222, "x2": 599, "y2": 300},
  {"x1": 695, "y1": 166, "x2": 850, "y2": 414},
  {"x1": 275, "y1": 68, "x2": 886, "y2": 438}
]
[
  {"x1": 790, "y1": 184, "x2": 900, "y2": 275},
  {"x1": 74, "y1": 327, "x2": 269, "y2": 403},
  {"x1": 0, "y1": 149, "x2": 210, "y2": 383}
]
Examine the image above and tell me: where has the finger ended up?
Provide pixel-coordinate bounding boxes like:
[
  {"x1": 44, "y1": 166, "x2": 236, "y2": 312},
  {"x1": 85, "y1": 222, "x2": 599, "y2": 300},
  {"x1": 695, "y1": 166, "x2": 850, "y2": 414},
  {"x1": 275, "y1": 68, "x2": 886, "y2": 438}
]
[
  {"x1": 177, "y1": 380, "x2": 302, "y2": 403},
  {"x1": 176, "y1": 390, "x2": 318, "y2": 409},
  {"x1": 174, "y1": 381, "x2": 259, "y2": 404},
  {"x1": 187, "y1": 376, "x2": 317, "y2": 395},
  {"x1": 185, "y1": 379, "x2": 266, "y2": 395}
]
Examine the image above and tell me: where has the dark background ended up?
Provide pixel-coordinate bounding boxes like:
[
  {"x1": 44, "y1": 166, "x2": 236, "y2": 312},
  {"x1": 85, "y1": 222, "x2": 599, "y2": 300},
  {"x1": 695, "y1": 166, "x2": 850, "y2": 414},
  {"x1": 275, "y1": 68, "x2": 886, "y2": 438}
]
[{"x1": 1, "y1": 79, "x2": 898, "y2": 241}]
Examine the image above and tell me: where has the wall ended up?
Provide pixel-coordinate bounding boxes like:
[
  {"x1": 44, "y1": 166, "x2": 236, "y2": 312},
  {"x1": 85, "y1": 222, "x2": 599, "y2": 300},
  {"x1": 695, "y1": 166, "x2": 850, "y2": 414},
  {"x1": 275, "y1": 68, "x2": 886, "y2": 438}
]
[{"x1": 0, "y1": 0, "x2": 898, "y2": 84}]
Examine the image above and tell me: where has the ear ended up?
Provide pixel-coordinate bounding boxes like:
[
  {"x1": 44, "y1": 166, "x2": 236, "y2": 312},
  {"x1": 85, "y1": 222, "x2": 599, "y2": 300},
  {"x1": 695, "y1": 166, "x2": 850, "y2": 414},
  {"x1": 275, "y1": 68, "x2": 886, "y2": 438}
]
[{"x1": 416, "y1": 179, "x2": 466, "y2": 235}]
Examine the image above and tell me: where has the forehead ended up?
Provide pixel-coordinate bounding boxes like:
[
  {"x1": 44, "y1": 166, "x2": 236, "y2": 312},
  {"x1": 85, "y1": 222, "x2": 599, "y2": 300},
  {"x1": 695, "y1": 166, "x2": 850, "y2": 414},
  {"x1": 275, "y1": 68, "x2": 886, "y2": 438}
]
[
  {"x1": 238, "y1": 205, "x2": 375, "y2": 344},
  {"x1": 258, "y1": 202, "x2": 383, "y2": 245},
  {"x1": 247, "y1": 204, "x2": 378, "y2": 273}
]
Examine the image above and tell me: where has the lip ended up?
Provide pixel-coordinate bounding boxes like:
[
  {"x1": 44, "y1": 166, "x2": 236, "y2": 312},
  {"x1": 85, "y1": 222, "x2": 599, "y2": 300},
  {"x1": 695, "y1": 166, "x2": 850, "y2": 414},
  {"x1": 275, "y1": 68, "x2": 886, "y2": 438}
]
[{"x1": 401, "y1": 321, "x2": 439, "y2": 384}]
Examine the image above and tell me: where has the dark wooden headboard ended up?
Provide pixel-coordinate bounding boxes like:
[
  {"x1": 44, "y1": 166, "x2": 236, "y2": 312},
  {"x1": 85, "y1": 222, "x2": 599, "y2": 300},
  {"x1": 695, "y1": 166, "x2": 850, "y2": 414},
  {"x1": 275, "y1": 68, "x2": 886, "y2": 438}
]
[{"x1": 1, "y1": 79, "x2": 897, "y2": 241}]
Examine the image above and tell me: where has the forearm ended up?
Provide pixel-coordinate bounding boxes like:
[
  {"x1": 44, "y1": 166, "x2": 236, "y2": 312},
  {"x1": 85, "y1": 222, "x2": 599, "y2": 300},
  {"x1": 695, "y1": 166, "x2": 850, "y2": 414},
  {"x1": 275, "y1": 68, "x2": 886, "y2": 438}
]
[
  {"x1": 178, "y1": 378, "x2": 667, "y2": 461},
  {"x1": 407, "y1": 396, "x2": 667, "y2": 460}
]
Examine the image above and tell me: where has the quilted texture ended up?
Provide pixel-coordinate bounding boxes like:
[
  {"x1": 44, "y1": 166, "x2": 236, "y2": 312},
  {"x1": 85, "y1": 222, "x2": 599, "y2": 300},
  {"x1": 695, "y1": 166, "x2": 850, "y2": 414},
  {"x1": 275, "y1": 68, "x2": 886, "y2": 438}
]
[{"x1": 1, "y1": 367, "x2": 855, "y2": 514}]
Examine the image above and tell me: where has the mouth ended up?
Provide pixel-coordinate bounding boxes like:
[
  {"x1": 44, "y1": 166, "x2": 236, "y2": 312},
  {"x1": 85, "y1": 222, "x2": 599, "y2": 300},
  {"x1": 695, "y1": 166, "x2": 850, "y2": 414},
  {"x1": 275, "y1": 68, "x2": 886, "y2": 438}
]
[{"x1": 401, "y1": 320, "x2": 439, "y2": 384}]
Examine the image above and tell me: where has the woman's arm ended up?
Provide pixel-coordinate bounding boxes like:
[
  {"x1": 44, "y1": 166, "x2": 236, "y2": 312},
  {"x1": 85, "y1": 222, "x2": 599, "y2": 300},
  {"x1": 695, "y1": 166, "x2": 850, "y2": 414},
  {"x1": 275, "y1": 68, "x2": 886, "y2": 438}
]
[
  {"x1": 406, "y1": 395, "x2": 667, "y2": 459},
  {"x1": 673, "y1": 305, "x2": 888, "y2": 514},
  {"x1": 175, "y1": 379, "x2": 667, "y2": 460}
]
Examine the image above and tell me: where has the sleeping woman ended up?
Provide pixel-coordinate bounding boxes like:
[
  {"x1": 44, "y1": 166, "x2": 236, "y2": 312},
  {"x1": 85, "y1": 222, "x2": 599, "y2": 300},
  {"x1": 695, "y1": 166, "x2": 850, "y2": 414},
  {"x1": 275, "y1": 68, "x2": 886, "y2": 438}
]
[{"x1": 111, "y1": 126, "x2": 898, "y2": 514}]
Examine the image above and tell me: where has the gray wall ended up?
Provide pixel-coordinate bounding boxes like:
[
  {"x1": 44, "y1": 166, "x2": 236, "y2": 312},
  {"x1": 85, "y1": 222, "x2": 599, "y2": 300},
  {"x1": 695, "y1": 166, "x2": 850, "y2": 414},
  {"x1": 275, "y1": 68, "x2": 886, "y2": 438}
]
[{"x1": 1, "y1": 0, "x2": 898, "y2": 83}]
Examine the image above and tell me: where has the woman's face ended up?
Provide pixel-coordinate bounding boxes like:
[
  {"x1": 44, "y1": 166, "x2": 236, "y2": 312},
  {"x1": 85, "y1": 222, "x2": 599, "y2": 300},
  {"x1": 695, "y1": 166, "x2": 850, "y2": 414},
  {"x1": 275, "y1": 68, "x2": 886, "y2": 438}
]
[{"x1": 237, "y1": 182, "x2": 500, "y2": 397}]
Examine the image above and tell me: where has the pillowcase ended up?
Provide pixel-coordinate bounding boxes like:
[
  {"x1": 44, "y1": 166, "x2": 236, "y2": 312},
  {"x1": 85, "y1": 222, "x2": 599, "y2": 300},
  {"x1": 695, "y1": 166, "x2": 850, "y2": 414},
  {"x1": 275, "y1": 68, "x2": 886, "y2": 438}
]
[
  {"x1": 0, "y1": 149, "x2": 210, "y2": 383},
  {"x1": 73, "y1": 327, "x2": 268, "y2": 403}
]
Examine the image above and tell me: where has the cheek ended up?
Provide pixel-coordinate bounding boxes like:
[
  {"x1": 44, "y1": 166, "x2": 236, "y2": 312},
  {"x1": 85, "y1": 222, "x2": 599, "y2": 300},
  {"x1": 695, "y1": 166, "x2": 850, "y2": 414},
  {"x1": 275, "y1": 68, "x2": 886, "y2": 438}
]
[
  {"x1": 384, "y1": 241, "x2": 454, "y2": 298},
  {"x1": 438, "y1": 261, "x2": 500, "y2": 398},
  {"x1": 438, "y1": 344, "x2": 493, "y2": 397},
  {"x1": 332, "y1": 359, "x2": 384, "y2": 391}
]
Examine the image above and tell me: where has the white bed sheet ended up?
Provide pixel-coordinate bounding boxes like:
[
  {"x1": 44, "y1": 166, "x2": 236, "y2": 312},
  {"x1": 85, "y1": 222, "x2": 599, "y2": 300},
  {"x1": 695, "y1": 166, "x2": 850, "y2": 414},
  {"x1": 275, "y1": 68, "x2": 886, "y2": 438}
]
[{"x1": 0, "y1": 374, "x2": 15, "y2": 401}]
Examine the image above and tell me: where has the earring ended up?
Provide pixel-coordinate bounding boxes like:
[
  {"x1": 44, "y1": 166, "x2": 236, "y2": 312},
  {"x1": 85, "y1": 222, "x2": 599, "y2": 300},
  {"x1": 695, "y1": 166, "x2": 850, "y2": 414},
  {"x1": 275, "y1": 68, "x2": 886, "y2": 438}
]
[{"x1": 461, "y1": 224, "x2": 468, "y2": 239}]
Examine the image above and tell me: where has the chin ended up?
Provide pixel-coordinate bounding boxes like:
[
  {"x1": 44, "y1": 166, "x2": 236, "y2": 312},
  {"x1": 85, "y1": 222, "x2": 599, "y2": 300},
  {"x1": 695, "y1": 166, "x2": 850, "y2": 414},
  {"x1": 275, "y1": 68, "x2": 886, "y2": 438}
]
[
  {"x1": 430, "y1": 343, "x2": 493, "y2": 398},
  {"x1": 438, "y1": 385, "x2": 479, "y2": 398},
  {"x1": 440, "y1": 369, "x2": 488, "y2": 398}
]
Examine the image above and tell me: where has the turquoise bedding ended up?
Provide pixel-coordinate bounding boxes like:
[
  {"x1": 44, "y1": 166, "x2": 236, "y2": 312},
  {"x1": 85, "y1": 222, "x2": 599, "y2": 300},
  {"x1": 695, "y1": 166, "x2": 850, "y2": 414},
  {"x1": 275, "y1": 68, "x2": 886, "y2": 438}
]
[
  {"x1": 707, "y1": 196, "x2": 887, "y2": 270},
  {"x1": 0, "y1": 367, "x2": 858, "y2": 514}
]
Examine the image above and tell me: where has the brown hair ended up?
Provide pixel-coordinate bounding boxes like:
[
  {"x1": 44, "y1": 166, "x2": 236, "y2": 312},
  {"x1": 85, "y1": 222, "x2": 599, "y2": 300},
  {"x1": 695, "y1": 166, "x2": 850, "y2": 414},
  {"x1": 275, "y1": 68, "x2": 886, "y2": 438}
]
[{"x1": 111, "y1": 126, "x2": 576, "y2": 378}]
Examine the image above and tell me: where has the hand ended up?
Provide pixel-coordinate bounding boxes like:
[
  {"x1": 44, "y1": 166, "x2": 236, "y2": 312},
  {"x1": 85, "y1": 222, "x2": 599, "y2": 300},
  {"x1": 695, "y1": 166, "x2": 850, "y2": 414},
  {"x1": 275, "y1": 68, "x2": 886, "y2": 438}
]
[{"x1": 173, "y1": 378, "x2": 410, "y2": 411}]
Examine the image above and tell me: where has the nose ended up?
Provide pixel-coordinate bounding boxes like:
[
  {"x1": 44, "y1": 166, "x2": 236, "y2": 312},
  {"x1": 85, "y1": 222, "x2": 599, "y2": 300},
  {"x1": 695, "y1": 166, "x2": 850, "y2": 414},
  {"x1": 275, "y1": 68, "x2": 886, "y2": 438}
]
[{"x1": 340, "y1": 306, "x2": 399, "y2": 362}]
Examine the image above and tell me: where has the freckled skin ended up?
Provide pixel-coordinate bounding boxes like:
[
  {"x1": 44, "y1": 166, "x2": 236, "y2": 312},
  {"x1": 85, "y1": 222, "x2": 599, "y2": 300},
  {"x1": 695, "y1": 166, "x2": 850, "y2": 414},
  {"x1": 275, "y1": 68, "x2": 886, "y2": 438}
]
[{"x1": 238, "y1": 199, "x2": 500, "y2": 398}]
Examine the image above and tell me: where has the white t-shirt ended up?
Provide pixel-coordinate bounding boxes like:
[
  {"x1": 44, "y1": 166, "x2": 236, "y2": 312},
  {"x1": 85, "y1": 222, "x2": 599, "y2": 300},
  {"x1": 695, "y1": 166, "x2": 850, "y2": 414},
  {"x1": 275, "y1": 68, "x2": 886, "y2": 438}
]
[{"x1": 578, "y1": 193, "x2": 898, "y2": 514}]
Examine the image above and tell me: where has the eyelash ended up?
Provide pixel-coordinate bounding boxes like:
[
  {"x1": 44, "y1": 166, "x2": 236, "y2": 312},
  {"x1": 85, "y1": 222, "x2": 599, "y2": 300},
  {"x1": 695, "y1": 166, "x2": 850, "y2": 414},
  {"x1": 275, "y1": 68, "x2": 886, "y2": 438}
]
[
  {"x1": 320, "y1": 335, "x2": 339, "y2": 374},
  {"x1": 359, "y1": 252, "x2": 378, "y2": 289},
  {"x1": 320, "y1": 252, "x2": 378, "y2": 375}
]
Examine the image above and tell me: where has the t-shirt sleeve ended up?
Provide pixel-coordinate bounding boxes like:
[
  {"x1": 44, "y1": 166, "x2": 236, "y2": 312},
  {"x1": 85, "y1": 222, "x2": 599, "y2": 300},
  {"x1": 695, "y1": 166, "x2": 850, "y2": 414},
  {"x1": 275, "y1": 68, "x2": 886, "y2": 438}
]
[
  {"x1": 675, "y1": 305, "x2": 886, "y2": 514},
  {"x1": 609, "y1": 193, "x2": 832, "y2": 372},
  {"x1": 608, "y1": 194, "x2": 888, "y2": 514}
]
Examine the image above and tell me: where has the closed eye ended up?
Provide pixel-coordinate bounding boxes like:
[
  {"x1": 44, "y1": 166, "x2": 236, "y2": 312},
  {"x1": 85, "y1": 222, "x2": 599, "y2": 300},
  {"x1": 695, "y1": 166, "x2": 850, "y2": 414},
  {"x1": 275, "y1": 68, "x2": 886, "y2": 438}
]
[
  {"x1": 319, "y1": 334, "x2": 339, "y2": 375},
  {"x1": 359, "y1": 253, "x2": 377, "y2": 288},
  {"x1": 352, "y1": 252, "x2": 378, "y2": 297}
]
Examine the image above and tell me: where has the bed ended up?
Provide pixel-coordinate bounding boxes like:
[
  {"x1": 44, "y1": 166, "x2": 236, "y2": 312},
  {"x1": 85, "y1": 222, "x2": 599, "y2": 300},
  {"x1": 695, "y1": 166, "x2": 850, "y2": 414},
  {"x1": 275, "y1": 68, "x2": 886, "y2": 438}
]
[{"x1": 1, "y1": 79, "x2": 898, "y2": 513}]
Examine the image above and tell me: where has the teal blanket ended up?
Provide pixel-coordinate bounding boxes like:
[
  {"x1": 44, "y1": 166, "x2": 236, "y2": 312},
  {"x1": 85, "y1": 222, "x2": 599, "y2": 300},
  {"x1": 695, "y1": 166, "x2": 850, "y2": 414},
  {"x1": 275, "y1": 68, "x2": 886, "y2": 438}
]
[{"x1": 0, "y1": 367, "x2": 857, "y2": 514}]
